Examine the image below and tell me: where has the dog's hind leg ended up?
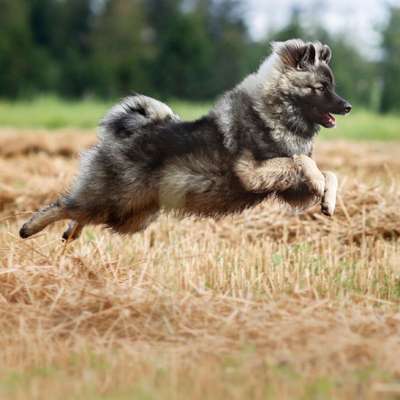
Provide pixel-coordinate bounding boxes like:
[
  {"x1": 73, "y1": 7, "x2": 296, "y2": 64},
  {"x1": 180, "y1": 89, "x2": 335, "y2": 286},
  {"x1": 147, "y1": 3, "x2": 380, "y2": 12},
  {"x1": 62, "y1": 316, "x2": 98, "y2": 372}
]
[
  {"x1": 321, "y1": 171, "x2": 338, "y2": 216},
  {"x1": 62, "y1": 221, "x2": 84, "y2": 241},
  {"x1": 19, "y1": 199, "x2": 69, "y2": 239}
]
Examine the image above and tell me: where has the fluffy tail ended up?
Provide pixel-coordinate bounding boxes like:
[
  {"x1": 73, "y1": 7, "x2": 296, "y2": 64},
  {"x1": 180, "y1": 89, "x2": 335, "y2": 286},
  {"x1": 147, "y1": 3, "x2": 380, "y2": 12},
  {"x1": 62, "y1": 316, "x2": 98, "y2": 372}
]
[{"x1": 100, "y1": 94, "x2": 180, "y2": 139}]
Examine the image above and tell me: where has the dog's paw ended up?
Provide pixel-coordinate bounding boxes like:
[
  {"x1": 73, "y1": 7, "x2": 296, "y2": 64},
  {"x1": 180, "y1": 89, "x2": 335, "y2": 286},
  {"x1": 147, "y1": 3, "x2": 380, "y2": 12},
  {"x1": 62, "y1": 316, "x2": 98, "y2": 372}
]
[
  {"x1": 62, "y1": 221, "x2": 82, "y2": 242},
  {"x1": 294, "y1": 155, "x2": 325, "y2": 197},
  {"x1": 321, "y1": 171, "x2": 338, "y2": 217},
  {"x1": 306, "y1": 173, "x2": 325, "y2": 197},
  {"x1": 62, "y1": 230, "x2": 77, "y2": 242},
  {"x1": 321, "y1": 199, "x2": 335, "y2": 216}
]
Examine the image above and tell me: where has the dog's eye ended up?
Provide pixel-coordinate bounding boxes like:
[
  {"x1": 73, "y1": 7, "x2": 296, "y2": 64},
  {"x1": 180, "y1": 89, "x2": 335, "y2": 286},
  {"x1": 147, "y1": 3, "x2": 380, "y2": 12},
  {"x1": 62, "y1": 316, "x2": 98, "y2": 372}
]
[{"x1": 315, "y1": 86, "x2": 325, "y2": 92}]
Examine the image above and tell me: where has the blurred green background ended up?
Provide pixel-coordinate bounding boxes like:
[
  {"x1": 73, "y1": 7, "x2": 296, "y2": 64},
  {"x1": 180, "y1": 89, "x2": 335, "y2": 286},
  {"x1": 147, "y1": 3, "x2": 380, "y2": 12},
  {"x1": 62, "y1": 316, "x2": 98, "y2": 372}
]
[{"x1": 0, "y1": 0, "x2": 399, "y2": 137}]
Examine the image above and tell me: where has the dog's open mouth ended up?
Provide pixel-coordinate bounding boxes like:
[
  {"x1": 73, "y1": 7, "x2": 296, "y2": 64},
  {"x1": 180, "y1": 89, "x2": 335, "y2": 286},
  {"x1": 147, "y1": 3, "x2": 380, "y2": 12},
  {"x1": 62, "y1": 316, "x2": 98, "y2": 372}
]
[{"x1": 320, "y1": 112, "x2": 336, "y2": 128}]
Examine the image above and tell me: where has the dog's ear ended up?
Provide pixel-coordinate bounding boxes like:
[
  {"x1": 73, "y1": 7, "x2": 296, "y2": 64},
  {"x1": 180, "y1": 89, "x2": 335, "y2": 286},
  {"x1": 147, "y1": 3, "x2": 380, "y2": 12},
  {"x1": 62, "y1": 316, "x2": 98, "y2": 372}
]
[
  {"x1": 320, "y1": 45, "x2": 332, "y2": 64},
  {"x1": 272, "y1": 40, "x2": 316, "y2": 69},
  {"x1": 298, "y1": 43, "x2": 317, "y2": 69}
]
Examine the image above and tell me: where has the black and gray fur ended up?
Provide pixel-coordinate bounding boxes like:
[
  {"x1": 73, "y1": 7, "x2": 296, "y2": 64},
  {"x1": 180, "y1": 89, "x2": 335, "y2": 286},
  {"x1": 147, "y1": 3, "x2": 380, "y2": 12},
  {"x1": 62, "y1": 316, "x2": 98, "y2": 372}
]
[{"x1": 20, "y1": 39, "x2": 351, "y2": 240}]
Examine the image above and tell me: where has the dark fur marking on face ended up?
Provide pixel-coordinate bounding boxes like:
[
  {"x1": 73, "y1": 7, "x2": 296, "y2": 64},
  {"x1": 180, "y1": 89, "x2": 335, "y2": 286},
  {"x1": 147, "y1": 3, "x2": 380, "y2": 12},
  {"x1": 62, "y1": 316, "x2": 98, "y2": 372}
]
[{"x1": 318, "y1": 64, "x2": 335, "y2": 86}]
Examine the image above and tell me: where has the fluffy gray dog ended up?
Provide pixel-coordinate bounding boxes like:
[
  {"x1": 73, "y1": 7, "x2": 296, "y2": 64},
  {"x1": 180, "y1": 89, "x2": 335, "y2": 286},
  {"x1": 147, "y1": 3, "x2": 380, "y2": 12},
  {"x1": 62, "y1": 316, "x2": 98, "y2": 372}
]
[{"x1": 20, "y1": 39, "x2": 351, "y2": 241}]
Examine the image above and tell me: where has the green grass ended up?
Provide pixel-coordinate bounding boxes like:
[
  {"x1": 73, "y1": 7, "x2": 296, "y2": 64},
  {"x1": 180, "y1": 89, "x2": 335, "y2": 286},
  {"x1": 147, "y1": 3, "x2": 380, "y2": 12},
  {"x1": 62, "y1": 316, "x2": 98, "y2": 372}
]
[
  {"x1": 0, "y1": 96, "x2": 112, "y2": 130},
  {"x1": 0, "y1": 96, "x2": 211, "y2": 130},
  {"x1": 320, "y1": 110, "x2": 400, "y2": 141},
  {"x1": 0, "y1": 96, "x2": 399, "y2": 140}
]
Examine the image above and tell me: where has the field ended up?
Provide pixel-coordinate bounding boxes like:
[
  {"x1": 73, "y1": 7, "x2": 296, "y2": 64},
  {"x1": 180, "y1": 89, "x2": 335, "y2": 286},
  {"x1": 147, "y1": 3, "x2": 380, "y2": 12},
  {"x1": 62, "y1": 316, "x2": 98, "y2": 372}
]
[{"x1": 1, "y1": 103, "x2": 400, "y2": 399}]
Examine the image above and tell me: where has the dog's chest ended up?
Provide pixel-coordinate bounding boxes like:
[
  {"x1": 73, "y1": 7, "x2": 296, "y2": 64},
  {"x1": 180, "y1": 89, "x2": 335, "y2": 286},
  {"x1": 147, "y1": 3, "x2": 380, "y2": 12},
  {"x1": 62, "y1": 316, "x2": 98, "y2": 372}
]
[
  {"x1": 269, "y1": 128, "x2": 313, "y2": 157},
  {"x1": 283, "y1": 134, "x2": 313, "y2": 156}
]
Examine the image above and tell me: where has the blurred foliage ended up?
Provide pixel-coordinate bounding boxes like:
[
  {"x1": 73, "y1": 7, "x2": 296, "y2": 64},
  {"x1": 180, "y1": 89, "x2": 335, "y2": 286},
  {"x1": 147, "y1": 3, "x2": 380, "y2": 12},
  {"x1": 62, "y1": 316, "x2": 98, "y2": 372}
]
[
  {"x1": 0, "y1": 0, "x2": 398, "y2": 112},
  {"x1": 380, "y1": 7, "x2": 400, "y2": 113}
]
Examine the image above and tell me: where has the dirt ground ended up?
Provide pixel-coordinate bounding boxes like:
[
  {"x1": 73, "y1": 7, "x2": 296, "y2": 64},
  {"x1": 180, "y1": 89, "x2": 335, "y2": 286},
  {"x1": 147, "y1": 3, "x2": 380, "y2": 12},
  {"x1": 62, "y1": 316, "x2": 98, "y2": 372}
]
[{"x1": 1, "y1": 130, "x2": 400, "y2": 399}]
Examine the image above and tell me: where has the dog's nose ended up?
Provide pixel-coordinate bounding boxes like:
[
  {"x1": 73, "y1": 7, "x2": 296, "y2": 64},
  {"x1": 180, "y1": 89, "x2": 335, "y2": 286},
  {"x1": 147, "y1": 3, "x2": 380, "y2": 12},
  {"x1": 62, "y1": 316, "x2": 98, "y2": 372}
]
[{"x1": 343, "y1": 102, "x2": 352, "y2": 114}]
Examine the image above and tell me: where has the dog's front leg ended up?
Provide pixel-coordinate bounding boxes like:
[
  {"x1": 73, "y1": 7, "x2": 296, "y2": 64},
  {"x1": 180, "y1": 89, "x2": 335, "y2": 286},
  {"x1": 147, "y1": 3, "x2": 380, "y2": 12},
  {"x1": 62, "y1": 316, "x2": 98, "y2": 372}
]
[
  {"x1": 293, "y1": 156, "x2": 338, "y2": 216},
  {"x1": 235, "y1": 151, "x2": 326, "y2": 196},
  {"x1": 292, "y1": 155, "x2": 325, "y2": 198},
  {"x1": 235, "y1": 152, "x2": 338, "y2": 216},
  {"x1": 321, "y1": 171, "x2": 338, "y2": 216},
  {"x1": 234, "y1": 151, "x2": 304, "y2": 193}
]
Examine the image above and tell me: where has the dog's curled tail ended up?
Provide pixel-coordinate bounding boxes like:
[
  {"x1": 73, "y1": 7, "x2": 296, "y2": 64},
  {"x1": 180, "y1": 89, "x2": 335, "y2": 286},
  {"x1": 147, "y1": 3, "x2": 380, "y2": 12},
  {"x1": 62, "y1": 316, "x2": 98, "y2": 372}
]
[{"x1": 100, "y1": 94, "x2": 180, "y2": 139}]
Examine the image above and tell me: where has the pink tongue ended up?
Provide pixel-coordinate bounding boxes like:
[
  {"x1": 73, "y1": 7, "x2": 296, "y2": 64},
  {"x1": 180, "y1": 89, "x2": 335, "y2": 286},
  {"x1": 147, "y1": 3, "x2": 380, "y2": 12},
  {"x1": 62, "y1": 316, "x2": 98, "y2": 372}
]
[{"x1": 324, "y1": 113, "x2": 336, "y2": 125}]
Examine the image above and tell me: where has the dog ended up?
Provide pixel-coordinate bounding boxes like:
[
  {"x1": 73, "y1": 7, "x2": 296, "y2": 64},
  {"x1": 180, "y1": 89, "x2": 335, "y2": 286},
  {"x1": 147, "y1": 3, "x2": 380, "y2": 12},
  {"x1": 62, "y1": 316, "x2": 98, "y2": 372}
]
[{"x1": 19, "y1": 39, "x2": 351, "y2": 241}]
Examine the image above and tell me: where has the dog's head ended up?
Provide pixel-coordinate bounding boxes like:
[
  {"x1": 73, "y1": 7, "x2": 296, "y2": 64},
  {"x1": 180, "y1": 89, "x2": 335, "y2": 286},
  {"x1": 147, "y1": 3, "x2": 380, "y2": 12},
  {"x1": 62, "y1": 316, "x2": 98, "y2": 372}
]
[{"x1": 272, "y1": 39, "x2": 352, "y2": 128}]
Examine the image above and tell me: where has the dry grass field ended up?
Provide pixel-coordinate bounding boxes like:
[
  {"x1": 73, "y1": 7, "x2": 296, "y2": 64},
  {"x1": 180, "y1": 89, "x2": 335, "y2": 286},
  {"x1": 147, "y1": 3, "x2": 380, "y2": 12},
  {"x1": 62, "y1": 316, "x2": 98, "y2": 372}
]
[{"x1": 1, "y1": 130, "x2": 400, "y2": 399}]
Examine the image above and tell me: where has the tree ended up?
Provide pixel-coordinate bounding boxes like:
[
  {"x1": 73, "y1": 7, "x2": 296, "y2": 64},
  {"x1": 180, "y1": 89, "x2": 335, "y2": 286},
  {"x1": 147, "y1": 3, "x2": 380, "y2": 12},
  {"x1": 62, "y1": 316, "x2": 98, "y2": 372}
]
[
  {"x1": 0, "y1": 0, "x2": 36, "y2": 97},
  {"x1": 28, "y1": 0, "x2": 63, "y2": 93},
  {"x1": 54, "y1": 0, "x2": 94, "y2": 97},
  {"x1": 89, "y1": 0, "x2": 153, "y2": 97},
  {"x1": 145, "y1": 0, "x2": 214, "y2": 99},
  {"x1": 207, "y1": 0, "x2": 254, "y2": 94},
  {"x1": 380, "y1": 6, "x2": 400, "y2": 113},
  {"x1": 0, "y1": 0, "x2": 385, "y2": 105},
  {"x1": 145, "y1": 0, "x2": 254, "y2": 99}
]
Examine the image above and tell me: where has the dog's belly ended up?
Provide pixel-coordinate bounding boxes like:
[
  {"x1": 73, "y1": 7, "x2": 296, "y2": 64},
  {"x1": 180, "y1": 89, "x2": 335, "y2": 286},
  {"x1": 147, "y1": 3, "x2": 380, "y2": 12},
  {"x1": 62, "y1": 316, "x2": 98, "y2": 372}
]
[{"x1": 158, "y1": 152, "x2": 265, "y2": 216}]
